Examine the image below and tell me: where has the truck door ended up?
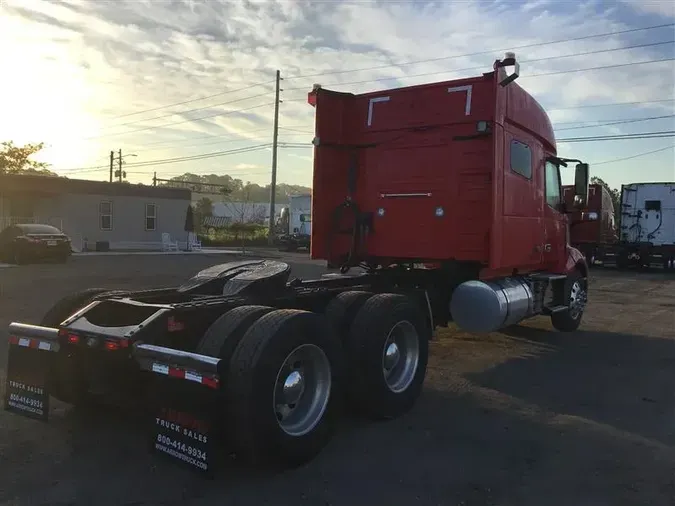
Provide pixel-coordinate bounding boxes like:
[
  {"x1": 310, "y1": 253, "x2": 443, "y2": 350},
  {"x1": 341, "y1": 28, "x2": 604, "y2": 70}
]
[
  {"x1": 501, "y1": 133, "x2": 544, "y2": 268},
  {"x1": 542, "y1": 160, "x2": 566, "y2": 270}
]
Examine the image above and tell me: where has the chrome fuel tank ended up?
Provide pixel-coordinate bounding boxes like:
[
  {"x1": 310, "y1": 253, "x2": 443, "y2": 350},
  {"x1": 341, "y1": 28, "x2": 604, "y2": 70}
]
[{"x1": 449, "y1": 277, "x2": 534, "y2": 333}]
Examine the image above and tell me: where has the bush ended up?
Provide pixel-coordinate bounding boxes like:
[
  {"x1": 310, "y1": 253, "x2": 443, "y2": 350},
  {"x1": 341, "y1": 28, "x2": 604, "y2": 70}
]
[{"x1": 199, "y1": 222, "x2": 269, "y2": 247}]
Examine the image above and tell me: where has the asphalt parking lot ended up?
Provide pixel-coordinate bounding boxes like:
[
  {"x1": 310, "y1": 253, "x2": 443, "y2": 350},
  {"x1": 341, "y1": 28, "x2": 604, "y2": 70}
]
[{"x1": 1, "y1": 253, "x2": 674, "y2": 506}]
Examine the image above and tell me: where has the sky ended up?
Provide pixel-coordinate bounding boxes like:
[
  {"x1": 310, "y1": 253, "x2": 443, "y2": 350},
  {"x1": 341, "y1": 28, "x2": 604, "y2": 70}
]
[{"x1": 1, "y1": 0, "x2": 674, "y2": 191}]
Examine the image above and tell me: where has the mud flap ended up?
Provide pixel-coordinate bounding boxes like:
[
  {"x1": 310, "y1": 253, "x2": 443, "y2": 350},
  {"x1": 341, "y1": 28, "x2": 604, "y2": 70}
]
[
  {"x1": 134, "y1": 344, "x2": 223, "y2": 477},
  {"x1": 3, "y1": 323, "x2": 60, "y2": 422}
]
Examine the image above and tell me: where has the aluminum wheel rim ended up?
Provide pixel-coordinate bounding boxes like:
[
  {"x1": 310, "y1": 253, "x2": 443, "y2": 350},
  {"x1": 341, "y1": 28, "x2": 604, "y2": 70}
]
[
  {"x1": 273, "y1": 343, "x2": 331, "y2": 437},
  {"x1": 569, "y1": 280, "x2": 588, "y2": 320},
  {"x1": 382, "y1": 320, "x2": 420, "y2": 393}
]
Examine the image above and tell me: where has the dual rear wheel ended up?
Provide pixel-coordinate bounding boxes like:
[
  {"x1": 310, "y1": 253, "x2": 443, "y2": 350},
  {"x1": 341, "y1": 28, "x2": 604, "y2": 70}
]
[{"x1": 201, "y1": 291, "x2": 430, "y2": 468}]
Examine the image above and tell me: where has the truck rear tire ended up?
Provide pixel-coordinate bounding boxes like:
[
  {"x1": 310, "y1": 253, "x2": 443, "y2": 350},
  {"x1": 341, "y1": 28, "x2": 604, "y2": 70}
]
[
  {"x1": 551, "y1": 270, "x2": 587, "y2": 332},
  {"x1": 195, "y1": 305, "x2": 275, "y2": 362},
  {"x1": 324, "y1": 290, "x2": 374, "y2": 339},
  {"x1": 344, "y1": 293, "x2": 430, "y2": 420},
  {"x1": 226, "y1": 309, "x2": 344, "y2": 468}
]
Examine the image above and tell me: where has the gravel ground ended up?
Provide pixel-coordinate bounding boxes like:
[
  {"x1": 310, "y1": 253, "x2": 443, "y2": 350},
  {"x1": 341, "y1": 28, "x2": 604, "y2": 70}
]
[{"x1": 0, "y1": 254, "x2": 674, "y2": 506}]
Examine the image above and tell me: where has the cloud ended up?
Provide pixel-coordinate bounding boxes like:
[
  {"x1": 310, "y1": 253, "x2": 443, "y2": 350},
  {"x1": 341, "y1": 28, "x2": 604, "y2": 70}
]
[
  {"x1": 621, "y1": 0, "x2": 675, "y2": 18},
  {"x1": 2, "y1": 0, "x2": 674, "y2": 189},
  {"x1": 234, "y1": 163, "x2": 263, "y2": 170}
]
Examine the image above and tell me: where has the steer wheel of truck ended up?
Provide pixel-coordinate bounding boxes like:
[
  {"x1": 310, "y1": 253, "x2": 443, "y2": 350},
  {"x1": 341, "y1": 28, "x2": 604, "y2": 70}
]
[
  {"x1": 550, "y1": 270, "x2": 588, "y2": 332},
  {"x1": 344, "y1": 293, "x2": 430, "y2": 420},
  {"x1": 225, "y1": 309, "x2": 344, "y2": 469},
  {"x1": 40, "y1": 287, "x2": 127, "y2": 405}
]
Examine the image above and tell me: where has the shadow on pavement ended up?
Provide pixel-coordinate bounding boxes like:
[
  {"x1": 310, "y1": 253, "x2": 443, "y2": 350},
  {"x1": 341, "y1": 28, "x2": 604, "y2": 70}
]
[
  {"x1": 2, "y1": 344, "x2": 675, "y2": 506},
  {"x1": 468, "y1": 325, "x2": 675, "y2": 446}
]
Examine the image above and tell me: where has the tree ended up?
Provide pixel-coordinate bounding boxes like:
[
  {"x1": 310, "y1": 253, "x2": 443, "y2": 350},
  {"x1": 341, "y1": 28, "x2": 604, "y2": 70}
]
[
  {"x1": 590, "y1": 176, "x2": 620, "y2": 218},
  {"x1": 156, "y1": 172, "x2": 310, "y2": 202},
  {"x1": 0, "y1": 141, "x2": 58, "y2": 176},
  {"x1": 223, "y1": 182, "x2": 261, "y2": 224},
  {"x1": 192, "y1": 197, "x2": 213, "y2": 235},
  {"x1": 194, "y1": 197, "x2": 214, "y2": 217}
]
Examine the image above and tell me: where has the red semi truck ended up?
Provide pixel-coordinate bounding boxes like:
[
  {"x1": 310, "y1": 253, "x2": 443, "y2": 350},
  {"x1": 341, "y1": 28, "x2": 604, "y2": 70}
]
[
  {"x1": 564, "y1": 183, "x2": 618, "y2": 265},
  {"x1": 4, "y1": 53, "x2": 591, "y2": 472}
]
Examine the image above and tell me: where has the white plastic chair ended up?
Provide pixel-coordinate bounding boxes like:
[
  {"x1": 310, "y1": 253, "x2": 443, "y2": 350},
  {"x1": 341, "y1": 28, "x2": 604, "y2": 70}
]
[
  {"x1": 161, "y1": 232, "x2": 179, "y2": 251},
  {"x1": 189, "y1": 233, "x2": 202, "y2": 251}
]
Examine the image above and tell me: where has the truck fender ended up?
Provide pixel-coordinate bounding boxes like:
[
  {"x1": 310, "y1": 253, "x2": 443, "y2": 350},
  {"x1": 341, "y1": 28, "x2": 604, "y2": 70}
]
[{"x1": 566, "y1": 245, "x2": 588, "y2": 279}]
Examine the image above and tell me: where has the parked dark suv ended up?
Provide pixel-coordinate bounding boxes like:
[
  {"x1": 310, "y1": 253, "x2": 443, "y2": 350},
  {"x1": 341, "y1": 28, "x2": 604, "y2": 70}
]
[{"x1": 0, "y1": 223, "x2": 72, "y2": 264}]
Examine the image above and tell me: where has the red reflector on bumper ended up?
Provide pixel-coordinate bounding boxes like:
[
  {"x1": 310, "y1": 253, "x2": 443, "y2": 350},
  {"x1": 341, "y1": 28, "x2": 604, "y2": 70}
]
[
  {"x1": 168, "y1": 367, "x2": 184, "y2": 379},
  {"x1": 167, "y1": 316, "x2": 185, "y2": 332},
  {"x1": 8, "y1": 335, "x2": 19, "y2": 345},
  {"x1": 202, "y1": 376, "x2": 219, "y2": 389}
]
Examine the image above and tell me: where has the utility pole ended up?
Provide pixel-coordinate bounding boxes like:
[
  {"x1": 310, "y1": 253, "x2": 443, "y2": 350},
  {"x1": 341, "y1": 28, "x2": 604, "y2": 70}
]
[
  {"x1": 153, "y1": 172, "x2": 157, "y2": 186},
  {"x1": 118, "y1": 149, "x2": 123, "y2": 182},
  {"x1": 268, "y1": 69, "x2": 282, "y2": 244},
  {"x1": 109, "y1": 150, "x2": 114, "y2": 182}
]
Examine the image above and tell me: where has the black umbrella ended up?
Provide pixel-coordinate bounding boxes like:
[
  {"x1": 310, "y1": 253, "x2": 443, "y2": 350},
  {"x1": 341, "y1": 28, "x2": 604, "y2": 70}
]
[{"x1": 184, "y1": 205, "x2": 195, "y2": 250}]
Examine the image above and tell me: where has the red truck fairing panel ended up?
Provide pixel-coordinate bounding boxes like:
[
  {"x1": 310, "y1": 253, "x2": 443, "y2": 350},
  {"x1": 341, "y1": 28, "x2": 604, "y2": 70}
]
[
  {"x1": 309, "y1": 61, "x2": 558, "y2": 271},
  {"x1": 309, "y1": 75, "x2": 496, "y2": 265}
]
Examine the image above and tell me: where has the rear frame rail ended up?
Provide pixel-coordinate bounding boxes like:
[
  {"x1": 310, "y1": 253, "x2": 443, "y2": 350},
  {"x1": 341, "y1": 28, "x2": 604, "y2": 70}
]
[
  {"x1": 8, "y1": 323, "x2": 61, "y2": 353},
  {"x1": 134, "y1": 343, "x2": 222, "y2": 390}
]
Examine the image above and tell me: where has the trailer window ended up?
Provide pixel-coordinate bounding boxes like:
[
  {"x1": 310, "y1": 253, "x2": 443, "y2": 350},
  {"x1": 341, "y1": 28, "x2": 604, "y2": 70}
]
[
  {"x1": 545, "y1": 161, "x2": 562, "y2": 210},
  {"x1": 510, "y1": 140, "x2": 532, "y2": 179}
]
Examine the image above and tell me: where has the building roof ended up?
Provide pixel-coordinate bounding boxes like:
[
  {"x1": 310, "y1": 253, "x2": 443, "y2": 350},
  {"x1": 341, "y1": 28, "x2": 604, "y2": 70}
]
[{"x1": 0, "y1": 173, "x2": 191, "y2": 200}]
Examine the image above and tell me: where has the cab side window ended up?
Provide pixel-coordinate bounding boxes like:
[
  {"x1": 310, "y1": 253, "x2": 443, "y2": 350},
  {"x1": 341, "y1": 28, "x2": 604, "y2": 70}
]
[
  {"x1": 545, "y1": 161, "x2": 562, "y2": 210},
  {"x1": 510, "y1": 140, "x2": 532, "y2": 179}
]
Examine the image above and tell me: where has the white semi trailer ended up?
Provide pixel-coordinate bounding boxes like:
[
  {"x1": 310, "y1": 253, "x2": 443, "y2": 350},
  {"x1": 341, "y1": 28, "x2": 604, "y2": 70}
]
[{"x1": 276, "y1": 194, "x2": 312, "y2": 251}]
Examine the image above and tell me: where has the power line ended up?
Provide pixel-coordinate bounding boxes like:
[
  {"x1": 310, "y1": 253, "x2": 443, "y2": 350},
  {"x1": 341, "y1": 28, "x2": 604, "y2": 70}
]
[
  {"x1": 83, "y1": 102, "x2": 275, "y2": 141},
  {"x1": 547, "y1": 98, "x2": 675, "y2": 112},
  {"x1": 127, "y1": 128, "x2": 271, "y2": 150},
  {"x1": 123, "y1": 145, "x2": 272, "y2": 168},
  {"x1": 591, "y1": 144, "x2": 675, "y2": 166},
  {"x1": 132, "y1": 133, "x2": 307, "y2": 156},
  {"x1": 284, "y1": 22, "x2": 675, "y2": 81},
  {"x1": 559, "y1": 130, "x2": 675, "y2": 142},
  {"x1": 98, "y1": 92, "x2": 271, "y2": 132},
  {"x1": 106, "y1": 80, "x2": 275, "y2": 121},
  {"x1": 62, "y1": 144, "x2": 272, "y2": 173},
  {"x1": 279, "y1": 126, "x2": 314, "y2": 134},
  {"x1": 556, "y1": 114, "x2": 675, "y2": 131},
  {"x1": 284, "y1": 45, "x2": 674, "y2": 92}
]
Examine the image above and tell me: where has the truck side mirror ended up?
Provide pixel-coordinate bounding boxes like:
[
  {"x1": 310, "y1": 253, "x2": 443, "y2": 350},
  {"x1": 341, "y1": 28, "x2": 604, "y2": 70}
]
[{"x1": 573, "y1": 163, "x2": 590, "y2": 209}]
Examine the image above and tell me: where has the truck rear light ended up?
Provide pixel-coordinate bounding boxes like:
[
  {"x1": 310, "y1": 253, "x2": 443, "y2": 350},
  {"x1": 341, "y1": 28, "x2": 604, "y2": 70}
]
[
  {"x1": 8, "y1": 335, "x2": 19, "y2": 345},
  {"x1": 103, "y1": 338, "x2": 129, "y2": 351},
  {"x1": 67, "y1": 334, "x2": 80, "y2": 345}
]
